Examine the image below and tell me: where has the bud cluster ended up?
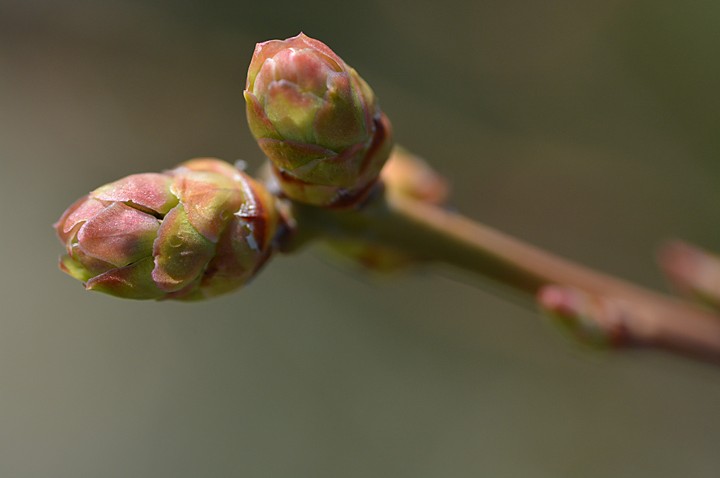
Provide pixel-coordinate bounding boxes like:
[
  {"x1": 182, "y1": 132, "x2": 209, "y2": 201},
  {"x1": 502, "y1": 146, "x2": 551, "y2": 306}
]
[{"x1": 55, "y1": 34, "x2": 419, "y2": 300}]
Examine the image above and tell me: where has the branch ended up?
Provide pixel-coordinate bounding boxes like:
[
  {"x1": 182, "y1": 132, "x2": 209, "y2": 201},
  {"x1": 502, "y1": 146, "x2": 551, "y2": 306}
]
[{"x1": 286, "y1": 186, "x2": 720, "y2": 365}]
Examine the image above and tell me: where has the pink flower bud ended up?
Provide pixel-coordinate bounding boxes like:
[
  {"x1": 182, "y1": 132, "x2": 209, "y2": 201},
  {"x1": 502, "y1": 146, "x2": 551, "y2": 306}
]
[
  {"x1": 245, "y1": 33, "x2": 393, "y2": 207},
  {"x1": 54, "y1": 159, "x2": 279, "y2": 300}
]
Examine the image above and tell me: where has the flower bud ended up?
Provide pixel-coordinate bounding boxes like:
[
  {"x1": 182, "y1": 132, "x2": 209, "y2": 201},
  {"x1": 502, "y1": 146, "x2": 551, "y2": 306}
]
[
  {"x1": 244, "y1": 33, "x2": 393, "y2": 207},
  {"x1": 54, "y1": 158, "x2": 279, "y2": 301}
]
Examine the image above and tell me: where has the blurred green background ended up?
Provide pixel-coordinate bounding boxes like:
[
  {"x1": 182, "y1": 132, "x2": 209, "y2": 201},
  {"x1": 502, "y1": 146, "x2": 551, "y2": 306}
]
[{"x1": 2, "y1": 0, "x2": 720, "y2": 476}]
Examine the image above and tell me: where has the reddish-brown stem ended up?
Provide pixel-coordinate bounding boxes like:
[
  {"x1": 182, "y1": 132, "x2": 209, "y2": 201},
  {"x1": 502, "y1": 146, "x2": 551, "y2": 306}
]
[{"x1": 288, "y1": 187, "x2": 720, "y2": 365}]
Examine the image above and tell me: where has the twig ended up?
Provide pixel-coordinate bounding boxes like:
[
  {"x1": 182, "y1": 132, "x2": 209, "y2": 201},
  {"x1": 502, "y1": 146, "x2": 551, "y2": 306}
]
[{"x1": 287, "y1": 186, "x2": 720, "y2": 365}]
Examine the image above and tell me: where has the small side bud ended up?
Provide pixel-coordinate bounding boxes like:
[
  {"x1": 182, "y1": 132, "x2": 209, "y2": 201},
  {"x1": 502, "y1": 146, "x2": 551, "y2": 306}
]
[
  {"x1": 379, "y1": 147, "x2": 449, "y2": 204},
  {"x1": 537, "y1": 285, "x2": 632, "y2": 348},
  {"x1": 658, "y1": 240, "x2": 720, "y2": 311},
  {"x1": 245, "y1": 33, "x2": 393, "y2": 207},
  {"x1": 54, "y1": 159, "x2": 279, "y2": 301}
]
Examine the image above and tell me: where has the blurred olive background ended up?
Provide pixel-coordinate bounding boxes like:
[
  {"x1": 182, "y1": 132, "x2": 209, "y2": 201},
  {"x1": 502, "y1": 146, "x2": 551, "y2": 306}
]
[{"x1": 2, "y1": 0, "x2": 720, "y2": 476}]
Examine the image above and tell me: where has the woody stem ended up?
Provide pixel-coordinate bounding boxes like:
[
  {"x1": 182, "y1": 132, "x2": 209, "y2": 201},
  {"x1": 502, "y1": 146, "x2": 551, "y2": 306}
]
[{"x1": 285, "y1": 186, "x2": 720, "y2": 366}]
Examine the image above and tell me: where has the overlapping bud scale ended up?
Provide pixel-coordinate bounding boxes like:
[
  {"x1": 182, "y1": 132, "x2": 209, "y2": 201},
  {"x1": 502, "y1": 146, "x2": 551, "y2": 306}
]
[
  {"x1": 54, "y1": 159, "x2": 279, "y2": 300},
  {"x1": 245, "y1": 33, "x2": 393, "y2": 206}
]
